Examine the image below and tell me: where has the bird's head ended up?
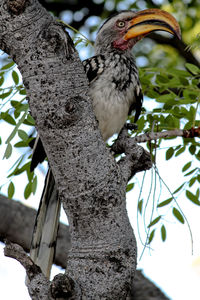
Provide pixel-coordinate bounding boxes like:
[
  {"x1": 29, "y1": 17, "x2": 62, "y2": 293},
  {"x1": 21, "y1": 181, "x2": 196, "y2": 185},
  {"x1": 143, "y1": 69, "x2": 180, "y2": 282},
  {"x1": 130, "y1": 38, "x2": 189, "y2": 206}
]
[{"x1": 95, "y1": 9, "x2": 181, "y2": 53}]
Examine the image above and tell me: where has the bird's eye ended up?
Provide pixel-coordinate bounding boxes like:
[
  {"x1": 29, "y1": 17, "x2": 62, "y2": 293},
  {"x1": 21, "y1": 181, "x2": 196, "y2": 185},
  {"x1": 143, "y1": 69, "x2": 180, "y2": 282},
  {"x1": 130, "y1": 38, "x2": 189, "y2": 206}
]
[{"x1": 117, "y1": 21, "x2": 125, "y2": 28}]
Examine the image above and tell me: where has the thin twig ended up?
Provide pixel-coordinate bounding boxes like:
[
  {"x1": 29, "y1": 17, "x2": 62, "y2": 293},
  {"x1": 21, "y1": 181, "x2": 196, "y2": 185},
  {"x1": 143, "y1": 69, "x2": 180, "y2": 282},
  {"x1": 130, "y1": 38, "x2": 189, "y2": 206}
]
[{"x1": 134, "y1": 127, "x2": 200, "y2": 144}]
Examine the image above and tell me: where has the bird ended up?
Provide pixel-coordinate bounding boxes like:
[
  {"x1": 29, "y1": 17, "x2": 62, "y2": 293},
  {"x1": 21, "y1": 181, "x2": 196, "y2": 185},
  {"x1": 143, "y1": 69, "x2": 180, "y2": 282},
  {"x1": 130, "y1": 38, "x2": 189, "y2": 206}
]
[{"x1": 29, "y1": 9, "x2": 181, "y2": 278}]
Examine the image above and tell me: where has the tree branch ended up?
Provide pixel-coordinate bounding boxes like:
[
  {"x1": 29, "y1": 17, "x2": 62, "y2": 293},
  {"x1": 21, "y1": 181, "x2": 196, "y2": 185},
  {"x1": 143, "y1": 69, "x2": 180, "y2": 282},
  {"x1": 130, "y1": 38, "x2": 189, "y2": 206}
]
[
  {"x1": 4, "y1": 240, "x2": 42, "y2": 281},
  {"x1": 112, "y1": 127, "x2": 152, "y2": 182},
  {"x1": 4, "y1": 241, "x2": 55, "y2": 300},
  {"x1": 134, "y1": 126, "x2": 200, "y2": 143},
  {"x1": 112, "y1": 126, "x2": 200, "y2": 181}
]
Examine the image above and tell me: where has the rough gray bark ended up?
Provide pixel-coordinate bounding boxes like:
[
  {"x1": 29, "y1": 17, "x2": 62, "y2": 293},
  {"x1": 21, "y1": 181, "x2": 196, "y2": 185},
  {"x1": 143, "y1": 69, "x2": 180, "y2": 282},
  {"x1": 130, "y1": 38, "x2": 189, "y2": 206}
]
[
  {"x1": 0, "y1": 1, "x2": 151, "y2": 299},
  {"x1": 0, "y1": 195, "x2": 169, "y2": 300}
]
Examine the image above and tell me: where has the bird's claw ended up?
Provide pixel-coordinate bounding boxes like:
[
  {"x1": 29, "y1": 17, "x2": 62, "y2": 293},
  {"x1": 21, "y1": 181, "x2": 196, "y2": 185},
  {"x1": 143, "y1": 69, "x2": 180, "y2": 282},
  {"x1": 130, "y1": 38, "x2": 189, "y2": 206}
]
[{"x1": 125, "y1": 123, "x2": 138, "y2": 131}]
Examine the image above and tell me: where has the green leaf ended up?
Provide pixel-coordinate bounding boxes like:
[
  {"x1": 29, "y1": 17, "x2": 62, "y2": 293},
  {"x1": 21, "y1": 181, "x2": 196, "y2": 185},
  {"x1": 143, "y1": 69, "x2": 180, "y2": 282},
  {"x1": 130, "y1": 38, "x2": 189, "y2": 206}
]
[
  {"x1": 126, "y1": 183, "x2": 134, "y2": 192},
  {"x1": 182, "y1": 161, "x2": 191, "y2": 172},
  {"x1": 11, "y1": 100, "x2": 19, "y2": 108},
  {"x1": 19, "y1": 162, "x2": 31, "y2": 174},
  {"x1": 14, "y1": 110, "x2": 20, "y2": 119},
  {"x1": 157, "y1": 198, "x2": 173, "y2": 208},
  {"x1": 19, "y1": 88, "x2": 26, "y2": 95},
  {"x1": 156, "y1": 93, "x2": 175, "y2": 103},
  {"x1": 186, "y1": 190, "x2": 200, "y2": 205},
  {"x1": 32, "y1": 176, "x2": 37, "y2": 195},
  {"x1": 1, "y1": 61, "x2": 15, "y2": 70},
  {"x1": 12, "y1": 70, "x2": 19, "y2": 85},
  {"x1": 189, "y1": 145, "x2": 196, "y2": 155},
  {"x1": 136, "y1": 116, "x2": 145, "y2": 131},
  {"x1": 156, "y1": 74, "x2": 169, "y2": 84},
  {"x1": 0, "y1": 75, "x2": 4, "y2": 86},
  {"x1": 7, "y1": 155, "x2": 24, "y2": 178},
  {"x1": 15, "y1": 103, "x2": 29, "y2": 114},
  {"x1": 184, "y1": 168, "x2": 197, "y2": 177},
  {"x1": 148, "y1": 216, "x2": 161, "y2": 228},
  {"x1": 166, "y1": 147, "x2": 174, "y2": 160},
  {"x1": 138, "y1": 199, "x2": 143, "y2": 214},
  {"x1": 173, "y1": 183, "x2": 185, "y2": 194},
  {"x1": 148, "y1": 229, "x2": 155, "y2": 244},
  {"x1": 0, "y1": 89, "x2": 13, "y2": 100},
  {"x1": 172, "y1": 208, "x2": 185, "y2": 224},
  {"x1": 168, "y1": 68, "x2": 190, "y2": 77},
  {"x1": 23, "y1": 114, "x2": 35, "y2": 126},
  {"x1": 3, "y1": 143, "x2": 12, "y2": 159},
  {"x1": 189, "y1": 177, "x2": 196, "y2": 187},
  {"x1": 8, "y1": 181, "x2": 15, "y2": 199},
  {"x1": 185, "y1": 63, "x2": 200, "y2": 75},
  {"x1": 27, "y1": 165, "x2": 33, "y2": 182},
  {"x1": 1, "y1": 112, "x2": 16, "y2": 125},
  {"x1": 24, "y1": 182, "x2": 32, "y2": 199},
  {"x1": 14, "y1": 141, "x2": 29, "y2": 147},
  {"x1": 196, "y1": 188, "x2": 200, "y2": 199},
  {"x1": 12, "y1": 168, "x2": 25, "y2": 176},
  {"x1": 18, "y1": 129, "x2": 28, "y2": 141},
  {"x1": 6, "y1": 111, "x2": 27, "y2": 144},
  {"x1": 197, "y1": 175, "x2": 200, "y2": 183},
  {"x1": 195, "y1": 151, "x2": 200, "y2": 161},
  {"x1": 161, "y1": 225, "x2": 166, "y2": 242},
  {"x1": 175, "y1": 146, "x2": 185, "y2": 157}
]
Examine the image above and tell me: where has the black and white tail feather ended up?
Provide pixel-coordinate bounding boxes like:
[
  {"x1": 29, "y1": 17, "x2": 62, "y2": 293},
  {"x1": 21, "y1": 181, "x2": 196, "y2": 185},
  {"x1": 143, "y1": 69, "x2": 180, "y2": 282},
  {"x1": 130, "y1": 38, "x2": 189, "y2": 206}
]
[{"x1": 29, "y1": 169, "x2": 60, "y2": 279}]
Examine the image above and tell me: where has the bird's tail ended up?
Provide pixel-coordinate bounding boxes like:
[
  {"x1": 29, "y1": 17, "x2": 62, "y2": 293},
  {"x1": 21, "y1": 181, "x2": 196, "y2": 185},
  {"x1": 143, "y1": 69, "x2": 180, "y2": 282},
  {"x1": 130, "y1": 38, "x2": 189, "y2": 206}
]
[{"x1": 30, "y1": 169, "x2": 60, "y2": 279}]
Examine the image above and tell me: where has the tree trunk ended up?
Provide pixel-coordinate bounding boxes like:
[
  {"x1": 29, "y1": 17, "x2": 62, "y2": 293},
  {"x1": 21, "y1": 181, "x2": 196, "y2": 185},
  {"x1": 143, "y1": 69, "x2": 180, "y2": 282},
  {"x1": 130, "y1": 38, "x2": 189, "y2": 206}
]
[{"x1": 0, "y1": 1, "x2": 151, "y2": 298}]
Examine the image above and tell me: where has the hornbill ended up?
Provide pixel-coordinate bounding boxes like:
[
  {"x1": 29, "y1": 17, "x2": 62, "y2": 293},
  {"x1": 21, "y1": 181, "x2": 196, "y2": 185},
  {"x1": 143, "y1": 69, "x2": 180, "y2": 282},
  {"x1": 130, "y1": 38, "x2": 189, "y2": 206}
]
[{"x1": 30, "y1": 9, "x2": 181, "y2": 278}]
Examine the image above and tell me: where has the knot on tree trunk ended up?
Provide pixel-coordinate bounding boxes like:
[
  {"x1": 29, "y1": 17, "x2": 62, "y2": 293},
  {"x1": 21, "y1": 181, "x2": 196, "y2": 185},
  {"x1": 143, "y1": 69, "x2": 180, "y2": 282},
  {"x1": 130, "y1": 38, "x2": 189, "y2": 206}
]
[
  {"x1": 8, "y1": 0, "x2": 27, "y2": 15},
  {"x1": 51, "y1": 274, "x2": 75, "y2": 299}
]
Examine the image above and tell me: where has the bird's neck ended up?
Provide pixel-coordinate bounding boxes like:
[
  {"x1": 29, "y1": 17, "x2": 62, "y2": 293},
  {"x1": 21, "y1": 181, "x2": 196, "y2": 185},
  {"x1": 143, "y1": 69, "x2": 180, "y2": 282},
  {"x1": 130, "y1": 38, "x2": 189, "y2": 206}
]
[{"x1": 94, "y1": 45, "x2": 134, "y2": 61}]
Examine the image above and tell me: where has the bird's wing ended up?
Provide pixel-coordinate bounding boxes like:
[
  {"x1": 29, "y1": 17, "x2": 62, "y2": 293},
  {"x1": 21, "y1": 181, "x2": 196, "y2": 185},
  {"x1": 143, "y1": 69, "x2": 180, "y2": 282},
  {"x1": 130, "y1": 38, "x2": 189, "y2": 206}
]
[
  {"x1": 129, "y1": 84, "x2": 143, "y2": 122},
  {"x1": 83, "y1": 55, "x2": 105, "y2": 83}
]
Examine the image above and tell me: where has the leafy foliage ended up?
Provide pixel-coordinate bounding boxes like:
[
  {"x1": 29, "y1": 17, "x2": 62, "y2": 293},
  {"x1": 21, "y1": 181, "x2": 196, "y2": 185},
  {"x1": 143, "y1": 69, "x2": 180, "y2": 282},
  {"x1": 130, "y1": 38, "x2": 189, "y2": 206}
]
[
  {"x1": 0, "y1": 56, "x2": 37, "y2": 200},
  {"x1": 130, "y1": 63, "x2": 199, "y2": 250}
]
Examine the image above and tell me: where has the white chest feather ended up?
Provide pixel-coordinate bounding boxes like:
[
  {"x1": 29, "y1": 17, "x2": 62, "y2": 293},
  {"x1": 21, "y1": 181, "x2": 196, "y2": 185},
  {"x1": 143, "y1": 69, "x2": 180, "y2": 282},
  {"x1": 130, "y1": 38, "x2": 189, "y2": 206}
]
[{"x1": 89, "y1": 72, "x2": 136, "y2": 141}]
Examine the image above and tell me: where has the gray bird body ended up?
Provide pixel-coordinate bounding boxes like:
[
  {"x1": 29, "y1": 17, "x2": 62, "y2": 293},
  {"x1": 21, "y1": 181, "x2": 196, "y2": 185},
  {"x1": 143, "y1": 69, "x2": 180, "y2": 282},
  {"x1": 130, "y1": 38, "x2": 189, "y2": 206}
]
[
  {"x1": 82, "y1": 10, "x2": 143, "y2": 140},
  {"x1": 83, "y1": 51, "x2": 141, "y2": 141}
]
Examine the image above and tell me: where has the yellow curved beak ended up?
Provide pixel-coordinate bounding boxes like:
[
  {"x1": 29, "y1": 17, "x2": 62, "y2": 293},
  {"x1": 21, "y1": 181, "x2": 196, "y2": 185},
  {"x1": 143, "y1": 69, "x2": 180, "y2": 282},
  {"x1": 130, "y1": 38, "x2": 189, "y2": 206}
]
[{"x1": 124, "y1": 8, "x2": 181, "y2": 40}]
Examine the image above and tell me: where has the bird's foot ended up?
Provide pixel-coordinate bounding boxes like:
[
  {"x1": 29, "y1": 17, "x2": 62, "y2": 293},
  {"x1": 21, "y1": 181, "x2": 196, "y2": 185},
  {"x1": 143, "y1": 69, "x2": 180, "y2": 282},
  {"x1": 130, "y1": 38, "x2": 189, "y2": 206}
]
[{"x1": 125, "y1": 123, "x2": 138, "y2": 131}]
